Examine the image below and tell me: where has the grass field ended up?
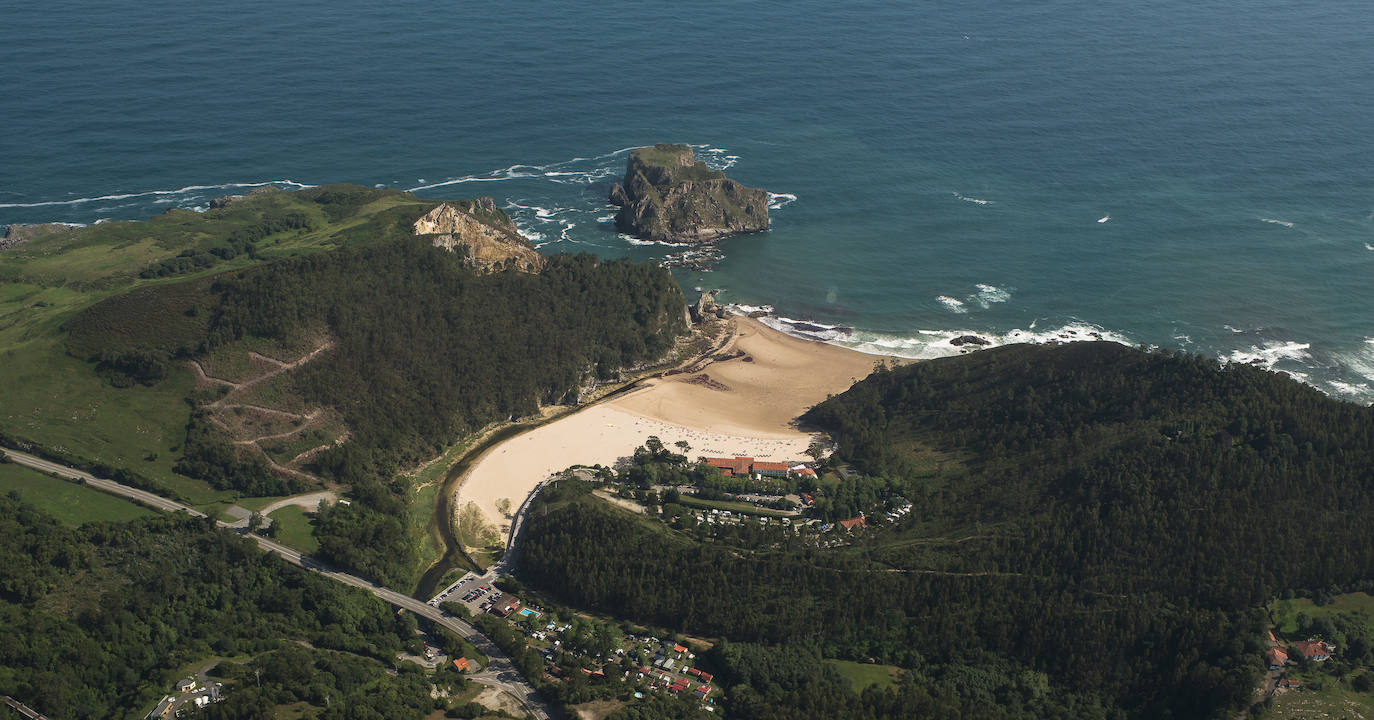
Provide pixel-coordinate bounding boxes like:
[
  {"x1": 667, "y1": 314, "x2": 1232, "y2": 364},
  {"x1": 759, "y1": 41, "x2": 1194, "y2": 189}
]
[
  {"x1": 0, "y1": 186, "x2": 438, "y2": 512},
  {"x1": 268, "y1": 505, "x2": 320, "y2": 553},
  {"x1": 1267, "y1": 675, "x2": 1374, "y2": 720},
  {"x1": 0, "y1": 461, "x2": 153, "y2": 525},
  {"x1": 678, "y1": 495, "x2": 792, "y2": 518},
  {"x1": 1272, "y1": 593, "x2": 1374, "y2": 635},
  {"x1": 825, "y1": 659, "x2": 901, "y2": 692}
]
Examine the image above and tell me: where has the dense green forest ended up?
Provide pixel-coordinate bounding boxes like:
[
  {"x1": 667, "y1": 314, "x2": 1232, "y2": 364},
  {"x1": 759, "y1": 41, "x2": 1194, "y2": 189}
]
[
  {"x1": 64, "y1": 230, "x2": 688, "y2": 585},
  {"x1": 518, "y1": 342, "x2": 1374, "y2": 719},
  {"x1": 0, "y1": 493, "x2": 436, "y2": 719}
]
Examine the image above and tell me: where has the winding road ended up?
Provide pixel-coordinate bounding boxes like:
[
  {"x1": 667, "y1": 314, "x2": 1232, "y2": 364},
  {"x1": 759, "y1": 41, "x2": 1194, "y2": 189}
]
[{"x1": 1, "y1": 447, "x2": 554, "y2": 720}]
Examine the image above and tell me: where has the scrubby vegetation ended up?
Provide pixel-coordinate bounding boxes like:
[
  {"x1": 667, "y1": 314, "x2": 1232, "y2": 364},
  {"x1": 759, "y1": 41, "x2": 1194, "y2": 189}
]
[{"x1": 519, "y1": 342, "x2": 1374, "y2": 719}]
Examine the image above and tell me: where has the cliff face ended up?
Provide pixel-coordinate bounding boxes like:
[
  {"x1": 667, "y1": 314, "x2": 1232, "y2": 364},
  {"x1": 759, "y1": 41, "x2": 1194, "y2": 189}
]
[
  {"x1": 413, "y1": 198, "x2": 545, "y2": 272},
  {"x1": 608, "y1": 144, "x2": 769, "y2": 243}
]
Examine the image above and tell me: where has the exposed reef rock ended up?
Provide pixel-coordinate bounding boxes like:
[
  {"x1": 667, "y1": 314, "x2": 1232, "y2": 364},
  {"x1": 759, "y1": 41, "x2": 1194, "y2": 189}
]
[
  {"x1": 2, "y1": 223, "x2": 77, "y2": 250},
  {"x1": 414, "y1": 198, "x2": 545, "y2": 272},
  {"x1": 608, "y1": 144, "x2": 769, "y2": 243},
  {"x1": 690, "y1": 289, "x2": 725, "y2": 323},
  {"x1": 950, "y1": 334, "x2": 992, "y2": 347}
]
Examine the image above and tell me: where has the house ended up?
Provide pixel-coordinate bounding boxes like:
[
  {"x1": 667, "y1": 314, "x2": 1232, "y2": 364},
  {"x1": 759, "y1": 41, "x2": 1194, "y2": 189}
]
[
  {"x1": 697, "y1": 671, "x2": 714, "y2": 683},
  {"x1": 673, "y1": 644, "x2": 689, "y2": 655},
  {"x1": 838, "y1": 516, "x2": 867, "y2": 532},
  {"x1": 177, "y1": 677, "x2": 196, "y2": 692},
  {"x1": 490, "y1": 596, "x2": 522, "y2": 617},
  {"x1": 695, "y1": 684, "x2": 711, "y2": 699},
  {"x1": 1265, "y1": 647, "x2": 1288, "y2": 670},
  {"x1": 452, "y1": 657, "x2": 471, "y2": 672},
  {"x1": 1294, "y1": 640, "x2": 1334, "y2": 661},
  {"x1": 790, "y1": 466, "x2": 817, "y2": 479}
]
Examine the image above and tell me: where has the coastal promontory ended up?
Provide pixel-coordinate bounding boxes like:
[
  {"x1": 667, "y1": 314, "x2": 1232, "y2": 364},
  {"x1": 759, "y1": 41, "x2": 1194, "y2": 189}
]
[
  {"x1": 608, "y1": 143, "x2": 769, "y2": 243},
  {"x1": 413, "y1": 197, "x2": 545, "y2": 272}
]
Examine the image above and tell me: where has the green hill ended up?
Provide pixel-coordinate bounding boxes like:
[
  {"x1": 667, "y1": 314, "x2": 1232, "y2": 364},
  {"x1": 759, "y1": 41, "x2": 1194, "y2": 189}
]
[
  {"x1": 1, "y1": 186, "x2": 690, "y2": 586},
  {"x1": 518, "y1": 342, "x2": 1374, "y2": 719}
]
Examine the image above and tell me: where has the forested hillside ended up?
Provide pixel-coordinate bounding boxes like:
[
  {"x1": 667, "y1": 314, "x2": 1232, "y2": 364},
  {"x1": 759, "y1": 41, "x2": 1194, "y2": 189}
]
[
  {"x1": 61, "y1": 230, "x2": 688, "y2": 585},
  {"x1": 0, "y1": 493, "x2": 444, "y2": 719},
  {"x1": 519, "y1": 343, "x2": 1374, "y2": 719}
]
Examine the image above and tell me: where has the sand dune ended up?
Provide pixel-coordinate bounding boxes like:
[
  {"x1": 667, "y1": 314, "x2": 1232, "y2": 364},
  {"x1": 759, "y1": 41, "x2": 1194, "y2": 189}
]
[{"x1": 454, "y1": 316, "x2": 892, "y2": 544}]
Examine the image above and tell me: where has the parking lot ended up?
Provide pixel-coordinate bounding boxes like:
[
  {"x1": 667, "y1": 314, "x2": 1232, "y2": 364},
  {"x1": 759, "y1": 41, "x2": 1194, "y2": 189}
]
[{"x1": 427, "y1": 572, "x2": 505, "y2": 614}]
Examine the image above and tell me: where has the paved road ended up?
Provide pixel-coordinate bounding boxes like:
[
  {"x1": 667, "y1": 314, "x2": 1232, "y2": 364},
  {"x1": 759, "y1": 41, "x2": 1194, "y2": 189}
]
[{"x1": 2, "y1": 448, "x2": 554, "y2": 720}]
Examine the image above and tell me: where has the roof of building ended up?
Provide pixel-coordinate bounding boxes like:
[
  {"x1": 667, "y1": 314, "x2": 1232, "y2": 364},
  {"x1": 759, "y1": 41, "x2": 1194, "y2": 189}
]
[
  {"x1": 453, "y1": 657, "x2": 471, "y2": 671},
  {"x1": 704, "y1": 457, "x2": 754, "y2": 475},
  {"x1": 793, "y1": 467, "x2": 817, "y2": 477},
  {"x1": 1295, "y1": 640, "x2": 1332, "y2": 658},
  {"x1": 673, "y1": 644, "x2": 688, "y2": 653},
  {"x1": 753, "y1": 461, "x2": 790, "y2": 472},
  {"x1": 1266, "y1": 647, "x2": 1288, "y2": 665},
  {"x1": 838, "y1": 516, "x2": 867, "y2": 531}
]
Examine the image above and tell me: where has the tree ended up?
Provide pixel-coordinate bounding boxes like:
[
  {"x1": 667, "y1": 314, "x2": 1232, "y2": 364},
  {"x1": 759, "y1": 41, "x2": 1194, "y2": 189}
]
[
  {"x1": 496, "y1": 497, "x2": 513, "y2": 518},
  {"x1": 805, "y1": 442, "x2": 825, "y2": 463},
  {"x1": 248, "y1": 511, "x2": 264, "y2": 532}
]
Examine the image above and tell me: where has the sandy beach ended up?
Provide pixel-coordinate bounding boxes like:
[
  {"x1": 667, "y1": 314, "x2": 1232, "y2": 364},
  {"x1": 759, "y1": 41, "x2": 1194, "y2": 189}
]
[{"x1": 454, "y1": 316, "x2": 892, "y2": 543}]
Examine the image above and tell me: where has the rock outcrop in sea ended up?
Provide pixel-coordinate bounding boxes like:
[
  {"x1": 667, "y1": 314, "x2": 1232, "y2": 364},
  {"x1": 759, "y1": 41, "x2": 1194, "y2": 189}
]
[
  {"x1": 413, "y1": 198, "x2": 545, "y2": 272},
  {"x1": 608, "y1": 144, "x2": 769, "y2": 243}
]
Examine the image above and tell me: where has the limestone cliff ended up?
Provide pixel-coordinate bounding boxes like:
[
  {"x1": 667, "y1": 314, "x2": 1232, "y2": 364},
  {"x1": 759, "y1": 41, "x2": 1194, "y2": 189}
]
[
  {"x1": 608, "y1": 144, "x2": 769, "y2": 243},
  {"x1": 413, "y1": 198, "x2": 545, "y2": 272}
]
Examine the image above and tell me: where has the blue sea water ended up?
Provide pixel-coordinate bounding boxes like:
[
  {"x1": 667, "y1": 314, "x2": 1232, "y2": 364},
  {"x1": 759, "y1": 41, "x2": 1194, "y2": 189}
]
[{"x1": 4, "y1": 1, "x2": 1374, "y2": 400}]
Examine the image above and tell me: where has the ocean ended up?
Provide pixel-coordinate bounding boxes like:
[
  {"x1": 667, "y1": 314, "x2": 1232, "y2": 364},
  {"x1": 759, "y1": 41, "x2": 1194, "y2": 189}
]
[{"x1": 4, "y1": 1, "x2": 1373, "y2": 401}]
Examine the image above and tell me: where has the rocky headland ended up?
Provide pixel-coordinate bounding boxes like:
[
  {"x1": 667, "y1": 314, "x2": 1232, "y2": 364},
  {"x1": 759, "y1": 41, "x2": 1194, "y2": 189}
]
[
  {"x1": 1, "y1": 222, "x2": 77, "y2": 250},
  {"x1": 608, "y1": 143, "x2": 769, "y2": 244},
  {"x1": 413, "y1": 198, "x2": 545, "y2": 272}
]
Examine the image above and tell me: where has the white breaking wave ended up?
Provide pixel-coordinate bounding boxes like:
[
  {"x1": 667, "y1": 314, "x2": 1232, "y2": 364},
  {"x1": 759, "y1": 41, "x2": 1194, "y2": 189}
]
[
  {"x1": 1224, "y1": 341, "x2": 1312, "y2": 370},
  {"x1": 768, "y1": 192, "x2": 797, "y2": 210},
  {"x1": 1260, "y1": 217, "x2": 1295, "y2": 228},
  {"x1": 752, "y1": 311, "x2": 1133, "y2": 362},
  {"x1": 972, "y1": 283, "x2": 1011, "y2": 308},
  {"x1": 0, "y1": 179, "x2": 314, "y2": 209},
  {"x1": 936, "y1": 296, "x2": 968, "y2": 314},
  {"x1": 1365, "y1": 243, "x2": 1374, "y2": 251},
  {"x1": 954, "y1": 192, "x2": 992, "y2": 205}
]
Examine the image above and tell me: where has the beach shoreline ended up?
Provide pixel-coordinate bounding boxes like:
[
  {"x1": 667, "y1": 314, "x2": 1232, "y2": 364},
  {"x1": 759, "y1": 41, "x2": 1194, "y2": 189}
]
[{"x1": 452, "y1": 316, "x2": 894, "y2": 546}]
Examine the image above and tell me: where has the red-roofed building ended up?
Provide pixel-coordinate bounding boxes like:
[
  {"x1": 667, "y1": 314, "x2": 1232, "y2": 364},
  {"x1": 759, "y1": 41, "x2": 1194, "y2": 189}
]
[
  {"x1": 452, "y1": 657, "x2": 471, "y2": 672},
  {"x1": 704, "y1": 457, "x2": 754, "y2": 477},
  {"x1": 838, "y1": 516, "x2": 867, "y2": 531},
  {"x1": 1265, "y1": 647, "x2": 1288, "y2": 670},
  {"x1": 490, "y1": 596, "x2": 522, "y2": 618},
  {"x1": 697, "y1": 671, "x2": 714, "y2": 683},
  {"x1": 695, "y1": 684, "x2": 711, "y2": 698},
  {"x1": 673, "y1": 644, "x2": 688, "y2": 654},
  {"x1": 1294, "y1": 640, "x2": 1334, "y2": 661},
  {"x1": 792, "y1": 466, "x2": 817, "y2": 479}
]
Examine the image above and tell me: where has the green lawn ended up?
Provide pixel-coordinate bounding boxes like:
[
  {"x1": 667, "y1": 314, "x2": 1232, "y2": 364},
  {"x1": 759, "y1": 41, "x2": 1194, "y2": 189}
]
[
  {"x1": 1272, "y1": 593, "x2": 1374, "y2": 635},
  {"x1": 678, "y1": 495, "x2": 792, "y2": 518},
  {"x1": 0, "y1": 462, "x2": 153, "y2": 525},
  {"x1": 268, "y1": 505, "x2": 320, "y2": 553},
  {"x1": 825, "y1": 659, "x2": 901, "y2": 692}
]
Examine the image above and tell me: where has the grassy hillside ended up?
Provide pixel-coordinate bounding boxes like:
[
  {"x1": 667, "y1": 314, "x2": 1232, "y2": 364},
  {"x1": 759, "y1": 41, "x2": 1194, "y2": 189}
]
[
  {"x1": 2, "y1": 186, "x2": 691, "y2": 589},
  {"x1": 0, "y1": 185, "x2": 438, "y2": 505},
  {"x1": 519, "y1": 343, "x2": 1374, "y2": 719}
]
